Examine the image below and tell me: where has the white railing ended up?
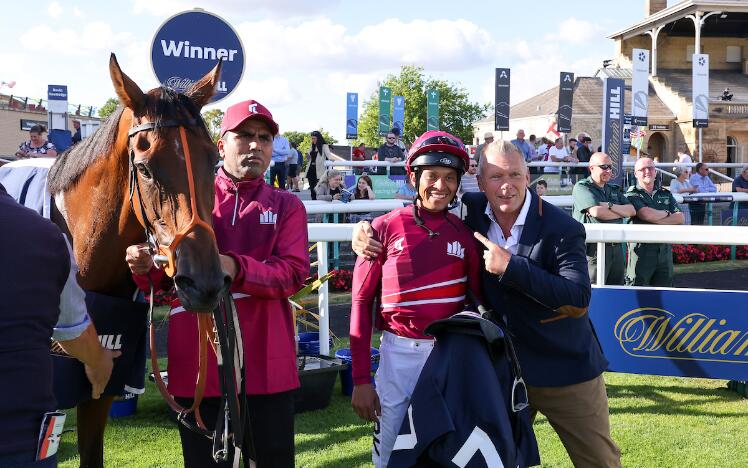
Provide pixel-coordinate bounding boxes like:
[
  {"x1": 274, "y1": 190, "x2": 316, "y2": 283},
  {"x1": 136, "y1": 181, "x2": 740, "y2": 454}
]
[
  {"x1": 327, "y1": 160, "x2": 746, "y2": 169},
  {"x1": 308, "y1": 222, "x2": 748, "y2": 355}
]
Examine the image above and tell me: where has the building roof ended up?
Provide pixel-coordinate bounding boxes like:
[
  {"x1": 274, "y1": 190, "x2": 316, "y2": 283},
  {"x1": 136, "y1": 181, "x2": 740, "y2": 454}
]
[
  {"x1": 474, "y1": 76, "x2": 675, "y2": 124},
  {"x1": 655, "y1": 69, "x2": 748, "y2": 103},
  {"x1": 608, "y1": 0, "x2": 748, "y2": 40}
]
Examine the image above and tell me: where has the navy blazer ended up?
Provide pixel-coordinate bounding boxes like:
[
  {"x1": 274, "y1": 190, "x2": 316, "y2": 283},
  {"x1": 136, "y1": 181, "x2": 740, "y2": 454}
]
[{"x1": 463, "y1": 191, "x2": 607, "y2": 387}]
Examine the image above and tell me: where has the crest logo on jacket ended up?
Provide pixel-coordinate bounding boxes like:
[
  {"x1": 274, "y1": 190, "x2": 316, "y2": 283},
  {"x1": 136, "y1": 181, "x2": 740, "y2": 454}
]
[
  {"x1": 394, "y1": 237, "x2": 404, "y2": 251},
  {"x1": 259, "y1": 209, "x2": 277, "y2": 225},
  {"x1": 446, "y1": 241, "x2": 464, "y2": 259}
]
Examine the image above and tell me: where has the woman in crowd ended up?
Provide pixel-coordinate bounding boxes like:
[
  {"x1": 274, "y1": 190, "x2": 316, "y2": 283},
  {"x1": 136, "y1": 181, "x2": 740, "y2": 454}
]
[
  {"x1": 15, "y1": 125, "x2": 57, "y2": 158},
  {"x1": 394, "y1": 179, "x2": 416, "y2": 201},
  {"x1": 669, "y1": 168, "x2": 696, "y2": 224},
  {"x1": 315, "y1": 169, "x2": 345, "y2": 201},
  {"x1": 354, "y1": 175, "x2": 376, "y2": 200},
  {"x1": 306, "y1": 131, "x2": 343, "y2": 200}
]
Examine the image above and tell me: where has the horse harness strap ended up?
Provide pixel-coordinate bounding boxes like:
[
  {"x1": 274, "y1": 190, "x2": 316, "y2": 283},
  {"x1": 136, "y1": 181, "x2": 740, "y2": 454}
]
[{"x1": 128, "y1": 118, "x2": 247, "y2": 465}]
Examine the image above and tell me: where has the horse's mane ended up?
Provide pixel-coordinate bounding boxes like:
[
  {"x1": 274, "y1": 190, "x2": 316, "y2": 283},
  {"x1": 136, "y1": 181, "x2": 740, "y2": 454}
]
[{"x1": 48, "y1": 87, "x2": 205, "y2": 195}]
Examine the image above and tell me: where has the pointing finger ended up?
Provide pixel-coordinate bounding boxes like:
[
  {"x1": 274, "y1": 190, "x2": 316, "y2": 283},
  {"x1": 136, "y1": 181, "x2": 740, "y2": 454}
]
[{"x1": 473, "y1": 231, "x2": 494, "y2": 248}]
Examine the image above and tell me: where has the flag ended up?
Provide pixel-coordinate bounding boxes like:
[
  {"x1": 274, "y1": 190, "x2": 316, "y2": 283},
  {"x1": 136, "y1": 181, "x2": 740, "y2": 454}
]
[{"x1": 547, "y1": 121, "x2": 561, "y2": 138}]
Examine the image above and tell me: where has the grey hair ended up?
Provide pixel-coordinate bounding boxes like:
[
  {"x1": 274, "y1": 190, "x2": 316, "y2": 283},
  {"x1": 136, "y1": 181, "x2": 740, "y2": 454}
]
[{"x1": 477, "y1": 139, "x2": 527, "y2": 176}]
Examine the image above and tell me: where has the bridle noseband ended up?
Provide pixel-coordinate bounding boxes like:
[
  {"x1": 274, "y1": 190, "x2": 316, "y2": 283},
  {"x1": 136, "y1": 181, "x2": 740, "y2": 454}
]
[{"x1": 127, "y1": 118, "x2": 215, "y2": 278}]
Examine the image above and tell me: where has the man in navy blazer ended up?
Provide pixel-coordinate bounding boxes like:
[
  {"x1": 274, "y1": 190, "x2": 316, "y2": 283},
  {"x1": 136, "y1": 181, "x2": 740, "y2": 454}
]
[{"x1": 465, "y1": 140, "x2": 620, "y2": 467}]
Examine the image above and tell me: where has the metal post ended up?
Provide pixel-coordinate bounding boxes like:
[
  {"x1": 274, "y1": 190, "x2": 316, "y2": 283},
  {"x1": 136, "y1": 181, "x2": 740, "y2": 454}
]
[
  {"x1": 597, "y1": 242, "x2": 606, "y2": 286},
  {"x1": 707, "y1": 202, "x2": 713, "y2": 226},
  {"x1": 333, "y1": 213, "x2": 340, "y2": 268},
  {"x1": 731, "y1": 201, "x2": 738, "y2": 260},
  {"x1": 318, "y1": 241, "x2": 330, "y2": 356},
  {"x1": 698, "y1": 128, "x2": 703, "y2": 162}
]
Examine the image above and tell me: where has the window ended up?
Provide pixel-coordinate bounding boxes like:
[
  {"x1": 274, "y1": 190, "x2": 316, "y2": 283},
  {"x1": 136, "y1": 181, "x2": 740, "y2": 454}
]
[{"x1": 726, "y1": 46, "x2": 742, "y2": 63}]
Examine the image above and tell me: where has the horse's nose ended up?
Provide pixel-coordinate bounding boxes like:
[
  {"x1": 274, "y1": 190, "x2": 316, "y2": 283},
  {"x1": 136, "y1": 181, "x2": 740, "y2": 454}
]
[{"x1": 174, "y1": 273, "x2": 231, "y2": 312}]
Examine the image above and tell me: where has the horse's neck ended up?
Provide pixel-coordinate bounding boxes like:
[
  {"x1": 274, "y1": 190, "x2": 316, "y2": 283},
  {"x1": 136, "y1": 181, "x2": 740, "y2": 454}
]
[{"x1": 57, "y1": 156, "x2": 143, "y2": 298}]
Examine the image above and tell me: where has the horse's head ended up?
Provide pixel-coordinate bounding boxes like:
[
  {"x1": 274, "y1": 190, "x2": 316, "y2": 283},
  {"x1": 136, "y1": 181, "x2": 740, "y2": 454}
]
[{"x1": 110, "y1": 54, "x2": 228, "y2": 312}]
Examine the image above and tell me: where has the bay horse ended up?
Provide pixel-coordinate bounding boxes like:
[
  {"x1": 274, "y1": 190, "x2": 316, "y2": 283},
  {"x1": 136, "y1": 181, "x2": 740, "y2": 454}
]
[{"x1": 47, "y1": 54, "x2": 229, "y2": 467}]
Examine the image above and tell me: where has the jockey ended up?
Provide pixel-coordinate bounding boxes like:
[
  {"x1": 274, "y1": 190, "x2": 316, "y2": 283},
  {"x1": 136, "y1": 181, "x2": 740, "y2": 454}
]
[
  {"x1": 348, "y1": 130, "x2": 482, "y2": 467},
  {"x1": 125, "y1": 99, "x2": 309, "y2": 468}
]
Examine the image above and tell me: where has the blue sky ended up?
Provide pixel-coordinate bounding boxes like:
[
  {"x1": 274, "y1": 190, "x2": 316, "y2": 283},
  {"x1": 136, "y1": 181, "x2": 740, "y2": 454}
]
[{"x1": 0, "y1": 1, "x2": 655, "y2": 141}]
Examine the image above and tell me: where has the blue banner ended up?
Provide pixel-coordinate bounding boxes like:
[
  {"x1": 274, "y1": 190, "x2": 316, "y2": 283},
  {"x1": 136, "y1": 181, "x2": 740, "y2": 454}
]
[
  {"x1": 392, "y1": 95, "x2": 405, "y2": 135},
  {"x1": 346, "y1": 92, "x2": 358, "y2": 140},
  {"x1": 151, "y1": 10, "x2": 244, "y2": 103},
  {"x1": 601, "y1": 78, "x2": 625, "y2": 185},
  {"x1": 589, "y1": 287, "x2": 748, "y2": 381}
]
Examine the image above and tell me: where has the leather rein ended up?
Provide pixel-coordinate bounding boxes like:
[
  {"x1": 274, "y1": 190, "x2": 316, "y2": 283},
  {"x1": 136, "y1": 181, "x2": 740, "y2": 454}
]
[{"x1": 127, "y1": 118, "x2": 248, "y2": 465}]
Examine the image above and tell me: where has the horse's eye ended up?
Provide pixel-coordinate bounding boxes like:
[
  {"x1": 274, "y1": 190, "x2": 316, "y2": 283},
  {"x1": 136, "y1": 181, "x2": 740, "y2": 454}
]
[{"x1": 136, "y1": 162, "x2": 152, "y2": 180}]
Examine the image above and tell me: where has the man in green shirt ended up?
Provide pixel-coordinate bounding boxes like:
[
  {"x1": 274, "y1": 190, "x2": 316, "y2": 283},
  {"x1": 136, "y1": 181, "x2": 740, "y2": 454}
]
[
  {"x1": 572, "y1": 152, "x2": 636, "y2": 285},
  {"x1": 625, "y1": 157, "x2": 685, "y2": 286}
]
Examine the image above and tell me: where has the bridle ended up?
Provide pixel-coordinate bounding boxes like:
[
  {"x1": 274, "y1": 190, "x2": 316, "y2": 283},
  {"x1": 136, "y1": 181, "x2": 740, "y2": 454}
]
[{"x1": 127, "y1": 117, "x2": 248, "y2": 466}]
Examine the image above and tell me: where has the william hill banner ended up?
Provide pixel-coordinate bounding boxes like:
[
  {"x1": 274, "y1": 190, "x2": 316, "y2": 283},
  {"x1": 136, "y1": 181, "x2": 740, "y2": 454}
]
[
  {"x1": 589, "y1": 287, "x2": 748, "y2": 381},
  {"x1": 601, "y1": 78, "x2": 625, "y2": 185}
]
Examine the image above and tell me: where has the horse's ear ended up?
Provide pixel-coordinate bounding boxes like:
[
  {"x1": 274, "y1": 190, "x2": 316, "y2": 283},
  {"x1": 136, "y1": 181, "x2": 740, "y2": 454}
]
[
  {"x1": 185, "y1": 60, "x2": 222, "y2": 109},
  {"x1": 109, "y1": 53, "x2": 146, "y2": 114}
]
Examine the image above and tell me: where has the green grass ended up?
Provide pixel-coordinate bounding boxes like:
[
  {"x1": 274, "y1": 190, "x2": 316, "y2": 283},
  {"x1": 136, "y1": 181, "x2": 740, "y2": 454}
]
[
  {"x1": 56, "y1": 362, "x2": 748, "y2": 467},
  {"x1": 673, "y1": 259, "x2": 748, "y2": 274}
]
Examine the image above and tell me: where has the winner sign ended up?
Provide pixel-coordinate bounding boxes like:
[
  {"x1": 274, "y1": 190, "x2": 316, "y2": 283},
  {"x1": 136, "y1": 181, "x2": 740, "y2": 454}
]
[{"x1": 151, "y1": 9, "x2": 245, "y2": 103}]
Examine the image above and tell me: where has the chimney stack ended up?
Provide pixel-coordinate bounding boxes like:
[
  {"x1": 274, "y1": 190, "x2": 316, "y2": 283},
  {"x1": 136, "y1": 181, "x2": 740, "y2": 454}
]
[{"x1": 645, "y1": 0, "x2": 667, "y2": 16}]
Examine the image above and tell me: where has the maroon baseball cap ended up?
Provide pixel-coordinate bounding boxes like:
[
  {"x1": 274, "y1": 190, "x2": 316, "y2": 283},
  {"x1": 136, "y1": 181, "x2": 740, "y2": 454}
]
[{"x1": 220, "y1": 99, "x2": 279, "y2": 137}]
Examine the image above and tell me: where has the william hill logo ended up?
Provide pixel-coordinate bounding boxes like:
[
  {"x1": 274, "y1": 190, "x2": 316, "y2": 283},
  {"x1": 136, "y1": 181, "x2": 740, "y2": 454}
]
[{"x1": 614, "y1": 308, "x2": 748, "y2": 364}]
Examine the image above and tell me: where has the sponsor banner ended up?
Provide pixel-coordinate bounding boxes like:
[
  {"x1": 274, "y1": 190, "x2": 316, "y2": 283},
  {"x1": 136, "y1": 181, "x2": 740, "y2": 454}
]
[
  {"x1": 47, "y1": 85, "x2": 68, "y2": 114},
  {"x1": 601, "y1": 78, "x2": 625, "y2": 185},
  {"x1": 378, "y1": 87, "x2": 392, "y2": 136},
  {"x1": 589, "y1": 287, "x2": 748, "y2": 381},
  {"x1": 692, "y1": 54, "x2": 709, "y2": 128},
  {"x1": 649, "y1": 124, "x2": 670, "y2": 131},
  {"x1": 393, "y1": 95, "x2": 405, "y2": 135},
  {"x1": 343, "y1": 174, "x2": 407, "y2": 199},
  {"x1": 721, "y1": 208, "x2": 748, "y2": 227},
  {"x1": 494, "y1": 68, "x2": 510, "y2": 131},
  {"x1": 557, "y1": 72, "x2": 574, "y2": 133},
  {"x1": 631, "y1": 48, "x2": 649, "y2": 126},
  {"x1": 426, "y1": 89, "x2": 440, "y2": 131},
  {"x1": 151, "y1": 10, "x2": 244, "y2": 103},
  {"x1": 20, "y1": 119, "x2": 48, "y2": 131},
  {"x1": 346, "y1": 92, "x2": 358, "y2": 140}
]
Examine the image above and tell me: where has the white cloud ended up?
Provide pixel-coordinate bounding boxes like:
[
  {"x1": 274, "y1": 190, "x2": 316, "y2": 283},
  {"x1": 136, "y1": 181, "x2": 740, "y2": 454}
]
[
  {"x1": 132, "y1": 0, "x2": 340, "y2": 17},
  {"x1": 47, "y1": 1, "x2": 63, "y2": 18},
  {"x1": 19, "y1": 22, "x2": 134, "y2": 56},
  {"x1": 72, "y1": 6, "x2": 85, "y2": 18},
  {"x1": 545, "y1": 18, "x2": 604, "y2": 45}
]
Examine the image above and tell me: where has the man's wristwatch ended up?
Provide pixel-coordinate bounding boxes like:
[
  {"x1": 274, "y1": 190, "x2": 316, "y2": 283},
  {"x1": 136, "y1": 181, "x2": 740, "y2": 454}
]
[
  {"x1": 665, "y1": 211, "x2": 671, "y2": 217},
  {"x1": 607, "y1": 201, "x2": 613, "y2": 210}
]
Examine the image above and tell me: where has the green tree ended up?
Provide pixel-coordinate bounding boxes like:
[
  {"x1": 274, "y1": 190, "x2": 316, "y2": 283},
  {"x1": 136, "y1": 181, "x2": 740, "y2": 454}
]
[
  {"x1": 358, "y1": 66, "x2": 489, "y2": 148},
  {"x1": 98, "y1": 97, "x2": 119, "y2": 119},
  {"x1": 202, "y1": 109, "x2": 224, "y2": 142}
]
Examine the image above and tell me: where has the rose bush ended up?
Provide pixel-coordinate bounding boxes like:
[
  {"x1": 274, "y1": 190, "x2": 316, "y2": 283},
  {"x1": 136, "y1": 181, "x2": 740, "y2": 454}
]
[{"x1": 672, "y1": 244, "x2": 748, "y2": 264}]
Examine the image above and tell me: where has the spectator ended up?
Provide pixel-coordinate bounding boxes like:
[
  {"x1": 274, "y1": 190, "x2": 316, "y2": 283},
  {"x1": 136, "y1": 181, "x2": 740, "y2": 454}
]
[
  {"x1": 721, "y1": 88, "x2": 733, "y2": 101},
  {"x1": 1, "y1": 184, "x2": 118, "y2": 467},
  {"x1": 352, "y1": 143, "x2": 367, "y2": 175},
  {"x1": 354, "y1": 175, "x2": 376, "y2": 200},
  {"x1": 732, "y1": 166, "x2": 748, "y2": 210},
  {"x1": 536, "y1": 137, "x2": 550, "y2": 172},
  {"x1": 572, "y1": 152, "x2": 636, "y2": 285},
  {"x1": 394, "y1": 179, "x2": 416, "y2": 201},
  {"x1": 546, "y1": 137, "x2": 570, "y2": 175},
  {"x1": 126, "y1": 99, "x2": 309, "y2": 467},
  {"x1": 475, "y1": 131, "x2": 494, "y2": 164},
  {"x1": 72, "y1": 120, "x2": 82, "y2": 144},
  {"x1": 15, "y1": 125, "x2": 57, "y2": 158},
  {"x1": 677, "y1": 151, "x2": 693, "y2": 177},
  {"x1": 377, "y1": 132, "x2": 405, "y2": 176},
  {"x1": 288, "y1": 142, "x2": 301, "y2": 192},
  {"x1": 527, "y1": 134, "x2": 540, "y2": 174},
  {"x1": 510, "y1": 129, "x2": 532, "y2": 163},
  {"x1": 625, "y1": 157, "x2": 684, "y2": 286},
  {"x1": 270, "y1": 131, "x2": 292, "y2": 189},
  {"x1": 535, "y1": 179, "x2": 547, "y2": 196},
  {"x1": 306, "y1": 131, "x2": 344, "y2": 200},
  {"x1": 390, "y1": 127, "x2": 407, "y2": 155},
  {"x1": 315, "y1": 169, "x2": 345, "y2": 201},
  {"x1": 689, "y1": 162, "x2": 717, "y2": 225},
  {"x1": 669, "y1": 169, "x2": 696, "y2": 224},
  {"x1": 576, "y1": 134, "x2": 593, "y2": 171}
]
